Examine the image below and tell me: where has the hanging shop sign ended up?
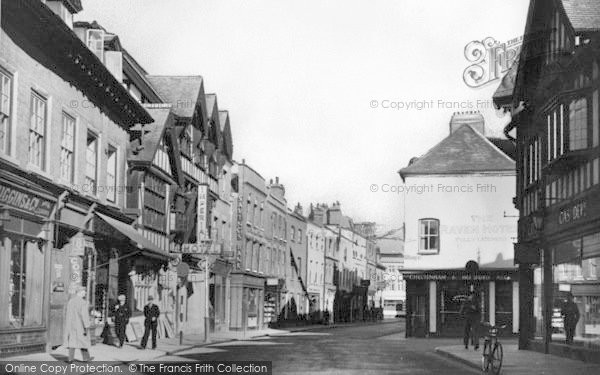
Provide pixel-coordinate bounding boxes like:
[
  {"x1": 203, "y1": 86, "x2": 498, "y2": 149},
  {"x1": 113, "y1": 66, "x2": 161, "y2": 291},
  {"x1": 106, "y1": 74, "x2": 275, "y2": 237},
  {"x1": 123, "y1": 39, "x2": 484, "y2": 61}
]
[{"x1": 0, "y1": 181, "x2": 54, "y2": 217}]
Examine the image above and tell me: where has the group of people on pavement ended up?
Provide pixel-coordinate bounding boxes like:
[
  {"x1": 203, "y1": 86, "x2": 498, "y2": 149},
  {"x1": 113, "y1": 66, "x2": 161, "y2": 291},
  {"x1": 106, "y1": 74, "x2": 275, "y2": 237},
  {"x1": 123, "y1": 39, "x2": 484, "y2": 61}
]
[
  {"x1": 63, "y1": 286, "x2": 161, "y2": 362},
  {"x1": 459, "y1": 290, "x2": 580, "y2": 350}
]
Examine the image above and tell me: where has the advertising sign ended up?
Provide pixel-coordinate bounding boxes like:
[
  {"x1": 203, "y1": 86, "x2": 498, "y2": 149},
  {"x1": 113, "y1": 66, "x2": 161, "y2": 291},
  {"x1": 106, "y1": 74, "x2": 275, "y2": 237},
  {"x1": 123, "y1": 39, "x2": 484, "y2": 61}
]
[{"x1": 197, "y1": 184, "x2": 209, "y2": 240}]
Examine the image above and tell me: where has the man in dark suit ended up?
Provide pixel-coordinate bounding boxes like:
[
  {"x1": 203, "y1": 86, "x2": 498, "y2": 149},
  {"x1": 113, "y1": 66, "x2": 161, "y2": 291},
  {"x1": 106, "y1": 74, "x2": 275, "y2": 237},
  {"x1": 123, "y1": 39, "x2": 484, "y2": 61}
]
[
  {"x1": 113, "y1": 294, "x2": 131, "y2": 348},
  {"x1": 140, "y1": 296, "x2": 160, "y2": 349},
  {"x1": 460, "y1": 291, "x2": 481, "y2": 350},
  {"x1": 562, "y1": 293, "x2": 580, "y2": 345}
]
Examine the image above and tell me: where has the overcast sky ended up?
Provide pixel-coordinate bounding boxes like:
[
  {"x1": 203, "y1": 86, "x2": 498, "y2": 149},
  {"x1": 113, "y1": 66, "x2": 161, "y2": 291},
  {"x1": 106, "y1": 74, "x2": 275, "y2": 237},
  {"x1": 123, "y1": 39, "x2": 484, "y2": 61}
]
[{"x1": 77, "y1": 0, "x2": 529, "y2": 230}]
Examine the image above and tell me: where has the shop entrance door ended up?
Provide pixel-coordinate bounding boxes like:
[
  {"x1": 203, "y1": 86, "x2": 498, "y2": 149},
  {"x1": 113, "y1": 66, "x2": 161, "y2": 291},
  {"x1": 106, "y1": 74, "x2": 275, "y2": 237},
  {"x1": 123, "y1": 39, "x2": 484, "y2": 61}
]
[{"x1": 407, "y1": 281, "x2": 428, "y2": 337}]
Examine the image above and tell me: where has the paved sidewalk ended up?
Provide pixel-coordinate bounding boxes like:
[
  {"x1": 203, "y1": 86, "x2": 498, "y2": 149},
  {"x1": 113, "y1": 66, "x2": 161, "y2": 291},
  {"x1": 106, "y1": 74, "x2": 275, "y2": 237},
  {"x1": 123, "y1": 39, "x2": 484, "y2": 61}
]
[
  {"x1": 435, "y1": 343, "x2": 600, "y2": 375},
  {"x1": 5, "y1": 319, "x2": 399, "y2": 362}
]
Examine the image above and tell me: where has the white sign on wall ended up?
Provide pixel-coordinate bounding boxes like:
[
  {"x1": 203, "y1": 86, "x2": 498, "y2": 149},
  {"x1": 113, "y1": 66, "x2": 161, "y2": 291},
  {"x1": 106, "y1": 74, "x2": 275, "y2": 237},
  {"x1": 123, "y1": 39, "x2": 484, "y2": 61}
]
[{"x1": 197, "y1": 184, "x2": 209, "y2": 240}]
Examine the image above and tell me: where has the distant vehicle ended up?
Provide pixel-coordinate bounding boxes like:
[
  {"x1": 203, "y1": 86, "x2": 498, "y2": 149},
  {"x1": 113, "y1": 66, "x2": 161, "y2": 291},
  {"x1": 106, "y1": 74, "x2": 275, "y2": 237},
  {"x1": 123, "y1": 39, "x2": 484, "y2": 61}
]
[{"x1": 383, "y1": 299, "x2": 405, "y2": 318}]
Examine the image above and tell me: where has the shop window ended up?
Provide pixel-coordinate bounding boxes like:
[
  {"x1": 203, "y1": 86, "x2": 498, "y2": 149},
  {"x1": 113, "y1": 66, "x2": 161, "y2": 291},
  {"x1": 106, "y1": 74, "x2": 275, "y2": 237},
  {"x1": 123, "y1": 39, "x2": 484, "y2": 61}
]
[
  {"x1": 3, "y1": 238, "x2": 44, "y2": 329},
  {"x1": 0, "y1": 69, "x2": 12, "y2": 155},
  {"x1": 29, "y1": 91, "x2": 47, "y2": 169},
  {"x1": 418, "y1": 218, "x2": 440, "y2": 253},
  {"x1": 60, "y1": 112, "x2": 76, "y2": 183}
]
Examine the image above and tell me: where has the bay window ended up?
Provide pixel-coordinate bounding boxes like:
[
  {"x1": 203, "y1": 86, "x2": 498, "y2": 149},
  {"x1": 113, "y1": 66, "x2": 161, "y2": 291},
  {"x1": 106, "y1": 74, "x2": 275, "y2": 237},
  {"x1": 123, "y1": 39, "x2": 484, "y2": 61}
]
[{"x1": 569, "y1": 98, "x2": 588, "y2": 151}]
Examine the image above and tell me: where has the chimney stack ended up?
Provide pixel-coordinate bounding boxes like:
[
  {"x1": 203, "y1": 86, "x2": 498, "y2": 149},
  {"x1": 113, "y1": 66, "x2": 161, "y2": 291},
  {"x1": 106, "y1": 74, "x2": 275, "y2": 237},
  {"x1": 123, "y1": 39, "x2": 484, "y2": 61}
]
[{"x1": 449, "y1": 111, "x2": 485, "y2": 135}]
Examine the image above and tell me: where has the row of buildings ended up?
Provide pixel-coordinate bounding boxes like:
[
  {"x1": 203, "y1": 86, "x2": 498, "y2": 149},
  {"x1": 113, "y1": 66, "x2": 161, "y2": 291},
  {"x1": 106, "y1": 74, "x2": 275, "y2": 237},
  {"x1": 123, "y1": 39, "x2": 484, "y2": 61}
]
[{"x1": 0, "y1": 0, "x2": 389, "y2": 357}]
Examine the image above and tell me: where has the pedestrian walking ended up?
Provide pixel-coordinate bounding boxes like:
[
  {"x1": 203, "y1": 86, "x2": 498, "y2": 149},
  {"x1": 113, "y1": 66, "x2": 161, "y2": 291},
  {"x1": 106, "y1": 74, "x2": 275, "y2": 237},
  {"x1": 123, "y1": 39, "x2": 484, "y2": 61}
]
[
  {"x1": 113, "y1": 294, "x2": 130, "y2": 348},
  {"x1": 140, "y1": 295, "x2": 160, "y2": 349},
  {"x1": 561, "y1": 293, "x2": 580, "y2": 345},
  {"x1": 459, "y1": 291, "x2": 481, "y2": 350},
  {"x1": 63, "y1": 286, "x2": 93, "y2": 362}
]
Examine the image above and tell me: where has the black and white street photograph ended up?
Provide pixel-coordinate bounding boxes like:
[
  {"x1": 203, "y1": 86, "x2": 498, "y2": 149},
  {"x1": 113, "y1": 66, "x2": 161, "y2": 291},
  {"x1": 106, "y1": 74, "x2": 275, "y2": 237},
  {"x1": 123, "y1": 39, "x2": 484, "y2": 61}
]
[{"x1": 0, "y1": 0, "x2": 599, "y2": 374}]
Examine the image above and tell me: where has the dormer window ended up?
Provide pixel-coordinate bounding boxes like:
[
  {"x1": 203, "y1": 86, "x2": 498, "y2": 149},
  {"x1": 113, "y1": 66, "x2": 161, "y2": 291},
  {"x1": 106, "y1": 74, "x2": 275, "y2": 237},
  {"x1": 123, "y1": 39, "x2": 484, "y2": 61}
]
[
  {"x1": 46, "y1": 1, "x2": 74, "y2": 29},
  {"x1": 86, "y1": 29, "x2": 105, "y2": 62}
]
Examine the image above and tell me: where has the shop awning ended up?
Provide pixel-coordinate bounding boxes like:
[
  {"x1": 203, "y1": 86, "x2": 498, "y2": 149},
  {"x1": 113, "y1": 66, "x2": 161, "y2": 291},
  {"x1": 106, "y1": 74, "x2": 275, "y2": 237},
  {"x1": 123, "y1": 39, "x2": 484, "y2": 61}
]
[{"x1": 95, "y1": 212, "x2": 175, "y2": 261}]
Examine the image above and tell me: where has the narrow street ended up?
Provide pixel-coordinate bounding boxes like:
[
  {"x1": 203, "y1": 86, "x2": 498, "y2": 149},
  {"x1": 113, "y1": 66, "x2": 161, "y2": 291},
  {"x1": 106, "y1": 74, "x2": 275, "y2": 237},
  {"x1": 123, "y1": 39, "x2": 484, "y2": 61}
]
[{"x1": 159, "y1": 322, "x2": 479, "y2": 374}]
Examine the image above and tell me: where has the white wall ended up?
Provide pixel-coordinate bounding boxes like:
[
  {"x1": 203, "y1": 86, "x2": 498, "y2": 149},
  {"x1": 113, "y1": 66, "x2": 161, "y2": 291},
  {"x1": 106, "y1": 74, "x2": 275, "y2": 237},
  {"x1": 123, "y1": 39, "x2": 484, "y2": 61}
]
[{"x1": 403, "y1": 173, "x2": 517, "y2": 270}]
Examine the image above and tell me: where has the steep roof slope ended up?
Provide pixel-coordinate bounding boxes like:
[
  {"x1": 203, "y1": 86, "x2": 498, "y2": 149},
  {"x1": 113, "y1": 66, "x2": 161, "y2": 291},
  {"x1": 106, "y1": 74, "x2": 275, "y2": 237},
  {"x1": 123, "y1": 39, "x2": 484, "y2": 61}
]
[{"x1": 399, "y1": 125, "x2": 515, "y2": 178}]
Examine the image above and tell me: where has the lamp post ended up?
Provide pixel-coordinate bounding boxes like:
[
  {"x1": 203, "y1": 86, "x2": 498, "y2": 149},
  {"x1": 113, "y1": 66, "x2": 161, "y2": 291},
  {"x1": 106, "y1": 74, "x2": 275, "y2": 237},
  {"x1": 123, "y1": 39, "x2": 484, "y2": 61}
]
[{"x1": 531, "y1": 212, "x2": 551, "y2": 354}]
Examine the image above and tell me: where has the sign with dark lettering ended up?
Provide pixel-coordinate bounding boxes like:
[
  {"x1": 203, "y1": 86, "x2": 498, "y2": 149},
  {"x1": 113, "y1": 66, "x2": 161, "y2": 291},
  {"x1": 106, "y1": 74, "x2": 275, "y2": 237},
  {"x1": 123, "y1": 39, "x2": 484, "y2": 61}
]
[
  {"x1": 0, "y1": 181, "x2": 54, "y2": 217},
  {"x1": 197, "y1": 185, "x2": 209, "y2": 240},
  {"x1": 403, "y1": 272, "x2": 515, "y2": 281}
]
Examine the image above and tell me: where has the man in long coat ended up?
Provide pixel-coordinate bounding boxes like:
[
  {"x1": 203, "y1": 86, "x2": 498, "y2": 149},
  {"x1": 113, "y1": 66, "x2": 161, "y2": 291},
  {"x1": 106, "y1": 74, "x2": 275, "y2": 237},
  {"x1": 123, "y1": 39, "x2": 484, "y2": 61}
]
[
  {"x1": 562, "y1": 293, "x2": 580, "y2": 344},
  {"x1": 113, "y1": 294, "x2": 131, "y2": 348},
  {"x1": 63, "y1": 286, "x2": 93, "y2": 362}
]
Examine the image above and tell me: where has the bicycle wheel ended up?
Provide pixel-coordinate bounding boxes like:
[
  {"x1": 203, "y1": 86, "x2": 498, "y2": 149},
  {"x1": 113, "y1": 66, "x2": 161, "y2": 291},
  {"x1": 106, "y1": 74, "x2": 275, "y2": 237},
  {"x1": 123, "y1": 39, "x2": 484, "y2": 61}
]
[
  {"x1": 491, "y1": 342, "x2": 503, "y2": 375},
  {"x1": 481, "y1": 341, "x2": 491, "y2": 372}
]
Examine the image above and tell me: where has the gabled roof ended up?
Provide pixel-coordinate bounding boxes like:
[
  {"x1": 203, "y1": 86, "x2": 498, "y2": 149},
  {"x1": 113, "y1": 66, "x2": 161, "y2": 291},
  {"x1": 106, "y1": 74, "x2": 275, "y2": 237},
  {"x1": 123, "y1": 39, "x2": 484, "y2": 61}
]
[
  {"x1": 129, "y1": 104, "x2": 173, "y2": 163},
  {"x1": 145, "y1": 75, "x2": 204, "y2": 118},
  {"x1": 398, "y1": 125, "x2": 515, "y2": 178},
  {"x1": 219, "y1": 110, "x2": 233, "y2": 161},
  {"x1": 561, "y1": 0, "x2": 600, "y2": 32},
  {"x1": 63, "y1": 0, "x2": 83, "y2": 13},
  {"x1": 205, "y1": 93, "x2": 221, "y2": 146}
]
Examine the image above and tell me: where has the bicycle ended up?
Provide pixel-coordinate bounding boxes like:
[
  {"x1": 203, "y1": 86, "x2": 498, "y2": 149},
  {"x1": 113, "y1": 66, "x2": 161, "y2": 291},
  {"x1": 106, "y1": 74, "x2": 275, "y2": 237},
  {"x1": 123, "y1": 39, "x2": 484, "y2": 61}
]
[{"x1": 481, "y1": 322, "x2": 506, "y2": 374}]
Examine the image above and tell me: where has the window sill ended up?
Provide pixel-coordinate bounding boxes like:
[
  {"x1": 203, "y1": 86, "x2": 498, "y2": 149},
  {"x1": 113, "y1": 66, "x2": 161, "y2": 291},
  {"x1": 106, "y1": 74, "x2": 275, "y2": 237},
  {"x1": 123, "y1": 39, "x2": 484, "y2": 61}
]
[
  {"x1": 25, "y1": 164, "x2": 54, "y2": 182},
  {"x1": 417, "y1": 250, "x2": 440, "y2": 255},
  {"x1": 0, "y1": 153, "x2": 20, "y2": 168}
]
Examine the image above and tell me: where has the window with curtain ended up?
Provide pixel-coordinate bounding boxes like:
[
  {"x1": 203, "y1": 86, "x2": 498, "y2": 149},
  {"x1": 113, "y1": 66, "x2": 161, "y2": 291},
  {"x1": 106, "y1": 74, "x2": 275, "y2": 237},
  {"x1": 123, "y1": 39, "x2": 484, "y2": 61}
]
[
  {"x1": 86, "y1": 132, "x2": 98, "y2": 194},
  {"x1": 106, "y1": 145, "x2": 117, "y2": 202}
]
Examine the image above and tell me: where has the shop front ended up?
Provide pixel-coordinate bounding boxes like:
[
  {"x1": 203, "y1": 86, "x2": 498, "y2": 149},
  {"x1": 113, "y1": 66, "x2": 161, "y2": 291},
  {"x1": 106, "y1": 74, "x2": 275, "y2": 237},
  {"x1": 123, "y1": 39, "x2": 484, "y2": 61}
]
[
  {"x1": 404, "y1": 270, "x2": 518, "y2": 337},
  {"x1": 91, "y1": 212, "x2": 176, "y2": 342},
  {"x1": 229, "y1": 273, "x2": 264, "y2": 331},
  {"x1": 211, "y1": 258, "x2": 233, "y2": 333},
  {"x1": 523, "y1": 195, "x2": 600, "y2": 356},
  {"x1": 264, "y1": 278, "x2": 285, "y2": 326},
  {"x1": 0, "y1": 173, "x2": 56, "y2": 356}
]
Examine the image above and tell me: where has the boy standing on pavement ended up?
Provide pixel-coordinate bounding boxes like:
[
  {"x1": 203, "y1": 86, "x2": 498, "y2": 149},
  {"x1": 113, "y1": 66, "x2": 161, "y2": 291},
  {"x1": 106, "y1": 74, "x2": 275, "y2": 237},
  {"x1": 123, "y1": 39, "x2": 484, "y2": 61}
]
[{"x1": 140, "y1": 296, "x2": 160, "y2": 349}]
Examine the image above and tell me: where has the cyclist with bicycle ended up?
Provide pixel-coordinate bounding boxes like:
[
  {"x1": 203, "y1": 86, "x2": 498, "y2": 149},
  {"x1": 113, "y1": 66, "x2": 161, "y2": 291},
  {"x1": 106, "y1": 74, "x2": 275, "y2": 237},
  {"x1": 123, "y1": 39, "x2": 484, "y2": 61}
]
[{"x1": 460, "y1": 290, "x2": 481, "y2": 350}]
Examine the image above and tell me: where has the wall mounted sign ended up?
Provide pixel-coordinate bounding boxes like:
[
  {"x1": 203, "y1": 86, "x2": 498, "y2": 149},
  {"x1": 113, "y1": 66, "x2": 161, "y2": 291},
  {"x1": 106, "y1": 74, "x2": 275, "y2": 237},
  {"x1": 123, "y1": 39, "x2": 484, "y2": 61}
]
[
  {"x1": 0, "y1": 181, "x2": 54, "y2": 217},
  {"x1": 403, "y1": 271, "x2": 515, "y2": 281},
  {"x1": 558, "y1": 200, "x2": 586, "y2": 225},
  {"x1": 197, "y1": 184, "x2": 209, "y2": 240}
]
